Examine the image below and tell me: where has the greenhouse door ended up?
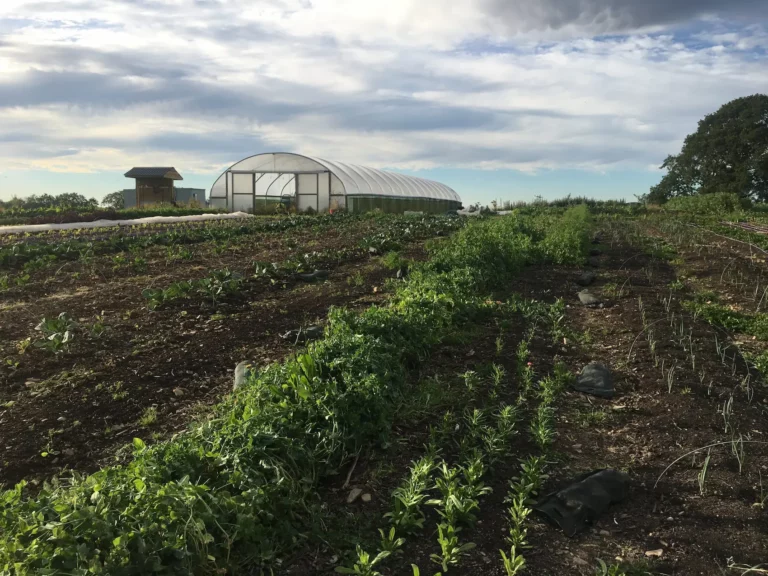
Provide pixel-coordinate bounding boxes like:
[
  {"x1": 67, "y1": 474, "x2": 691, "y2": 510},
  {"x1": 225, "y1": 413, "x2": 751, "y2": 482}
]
[
  {"x1": 318, "y1": 173, "x2": 330, "y2": 212},
  {"x1": 231, "y1": 172, "x2": 254, "y2": 212},
  {"x1": 296, "y1": 172, "x2": 330, "y2": 213}
]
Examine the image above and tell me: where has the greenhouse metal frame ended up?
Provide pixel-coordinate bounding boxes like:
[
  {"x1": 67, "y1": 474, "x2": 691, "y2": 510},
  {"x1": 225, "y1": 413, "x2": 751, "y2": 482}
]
[{"x1": 209, "y1": 152, "x2": 462, "y2": 214}]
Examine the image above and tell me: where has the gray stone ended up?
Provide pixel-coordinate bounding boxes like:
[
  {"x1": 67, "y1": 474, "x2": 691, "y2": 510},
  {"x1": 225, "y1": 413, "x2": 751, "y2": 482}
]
[
  {"x1": 576, "y1": 271, "x2": 596, "y2": 287},
  {"x1": 280, "y1": 325, "x2": 324, "y2": 344},
  {"x1": 589, "y1": 248, "x2": 602, "y2": 256},
  {"x1": 578, "y1": 290, "x2": 602, "y2": 307},
  {"x1": 361, "y1": 493, "x2": 372, "y2": 503},
  {"x1": 573, "y1": 362, "x2": 614, "y2": 398},
  {"x1": 233, "y1": 361, "x2": 256, "y2": 391},
  {"x1": 347, "y1": 488, "x2": 363, "y2": 503},
  {"x1": 296, "y1": 269, "x2": 330, "y2": 282},
  {"x1": 588, "y1": 256, "x2": 600, "y2": 267}
]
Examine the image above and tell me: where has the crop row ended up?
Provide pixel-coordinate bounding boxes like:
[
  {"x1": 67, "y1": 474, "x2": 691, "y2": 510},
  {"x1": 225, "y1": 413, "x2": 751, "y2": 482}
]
[
  {"x1": 0, "y1": 213, "x2": 464, "y2": 274},
  {"x1": 0, "y1": 207, "x2": 591, "y2": 574}
]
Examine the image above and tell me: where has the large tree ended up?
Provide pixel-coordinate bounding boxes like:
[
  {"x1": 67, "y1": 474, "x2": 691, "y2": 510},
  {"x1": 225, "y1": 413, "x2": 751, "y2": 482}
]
[
  {"x1": 649, "y1": 94, "x2": 768, "y2": 203},
  {"x1": 102, "y1": 191, "x2": 125, "y2": 210}
]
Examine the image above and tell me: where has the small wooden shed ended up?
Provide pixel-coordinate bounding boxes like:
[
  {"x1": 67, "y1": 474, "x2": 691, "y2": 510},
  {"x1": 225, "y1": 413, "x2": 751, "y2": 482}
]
[{"x1": 124, "y1": 167, "x2": 183, "y2": 207}]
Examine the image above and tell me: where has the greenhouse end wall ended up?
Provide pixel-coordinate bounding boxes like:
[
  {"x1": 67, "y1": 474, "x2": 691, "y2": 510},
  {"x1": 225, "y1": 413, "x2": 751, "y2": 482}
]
[{"x1": 346, "y1": 196, "x2": 461, "y2": 214}]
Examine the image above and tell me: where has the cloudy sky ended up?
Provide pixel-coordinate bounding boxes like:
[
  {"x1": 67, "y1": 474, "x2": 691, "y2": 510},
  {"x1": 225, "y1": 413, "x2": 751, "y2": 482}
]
[{"x1": 0, "y1": 0, "x2": 767, "y2": 205}]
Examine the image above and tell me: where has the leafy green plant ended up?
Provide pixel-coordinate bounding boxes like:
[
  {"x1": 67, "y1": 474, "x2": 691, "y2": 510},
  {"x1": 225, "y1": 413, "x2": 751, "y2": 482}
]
[
  {"x1": 89, "y1": 313, "x2": 109, "y2": 339},
  {"x1": 34, "y1": 312, "x2": 77, "y2": 353},
  {"x1": 490, "y1": 363, "x2": 506, "y2": 397},
  {"x1": 143, "y1": 269, "x2": 242, "y2": 309},
  {"x1": 378, "y1": 527, "x2": 405, "y2": 555},
  {"x1": 500, "y1": 546, "x2": 526, "y2": 575},
  {"x1": 385, "y1": 455, "x2": 436, "y2": 534},
  {"x1": 428, "y1": 462, "x2": 487, "y2": 527},
  {"x1": 335, "y1": 546, "x2": 390, "y2": 575},
  {"x1": 138, "y1": 406, "x2": 157, "y2": 426},
  {"x1": 495, "y1": 334, "x2": 504, "y2": 355},
  {"x1": 131, "y1": 256, "x2": 148, "y2": 273},
  {"x1": 429, "y1": 523, "x2": 475, "y2": 572},
  {"x1": 539, "y1": 204, "x2": 592, "y2": 264},
  {"x1": 500, "y1": 456, "x2": 547, "y2": 575},
  {"x1": 668, "y1": 279, "x2": 685, "y2": 291},
  {"x1": 462, "y1": 370, "x2": 480, "y2": 394},
  {"x1": 381, "y1": 251, "x2": 407, "y2": 270},
  {"x1": 348, "y1": 271, "x2": 365, "y2": 287},
  {"x1": 529, "y1": 403, "x2": 555, "y2": 450},
  {"x1": 16, "y1": 337, "x2": 32, "y2": 355}
]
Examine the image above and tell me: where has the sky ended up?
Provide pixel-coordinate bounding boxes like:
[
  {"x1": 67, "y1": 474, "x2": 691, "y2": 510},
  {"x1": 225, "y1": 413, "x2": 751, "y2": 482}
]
[{"x1": 0, "y1": 0, "x2": 767, "y2": 206}]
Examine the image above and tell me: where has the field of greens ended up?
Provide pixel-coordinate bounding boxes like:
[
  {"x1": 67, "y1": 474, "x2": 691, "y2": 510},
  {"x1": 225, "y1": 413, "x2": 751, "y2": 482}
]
[{"x1": 2, "y1": 202, "x2": 768, "y2": 575}]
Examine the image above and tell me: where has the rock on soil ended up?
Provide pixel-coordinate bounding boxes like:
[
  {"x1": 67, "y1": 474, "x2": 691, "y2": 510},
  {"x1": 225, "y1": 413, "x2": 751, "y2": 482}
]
[
  {"x1": 578, "y1": 290, "x2": 602, "y2": 306},
  {"x1": 576, "y1": 271, "x2": 596, "y2": 287},
  {"x1": 233, "y1": 360, "x2": 256, "y2": 391},
  {"x1": 573, "y1": 362, "x2": 614, "y2": 398},
  {"x1": 347, "y1": 488, "x2": 363, "y2": 503},
  {"x1": 588, "y1": 256, "x2": 601, "y2": 267}
]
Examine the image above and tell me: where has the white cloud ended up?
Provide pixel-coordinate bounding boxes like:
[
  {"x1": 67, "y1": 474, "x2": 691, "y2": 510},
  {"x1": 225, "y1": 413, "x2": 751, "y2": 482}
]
[{"x1": 0, "y1": 0, "x2": 766, "y2": 184}]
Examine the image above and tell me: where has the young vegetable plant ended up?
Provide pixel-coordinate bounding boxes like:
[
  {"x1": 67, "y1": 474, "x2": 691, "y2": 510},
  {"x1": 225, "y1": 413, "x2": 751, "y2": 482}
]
[
  {"x1": 500, "y1": 456, "x2": 547, "y2": 575},
  {"x1": 698, "y1": 449, "x2": 711, "y2": 495},
  {"x1": 529, "y1": 403, "x2": 555, "y2": 450},
  {"x1": 429, "y1": 523, "x2": 475, "y2": 572},
  {"x1": 34, "y1": 312, "x2": 77, "y2": 353},
  {"x1": 335, "y1": 546, "x2": 390, "y2": 576},
  {"x1": 385, "y1": 455, "x2": 436, "y2": 535}
]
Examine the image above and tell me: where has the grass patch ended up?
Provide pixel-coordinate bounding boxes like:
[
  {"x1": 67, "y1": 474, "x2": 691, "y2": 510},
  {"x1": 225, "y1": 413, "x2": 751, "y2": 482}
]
[
  {"x1": 575, "y1": 407, "x2": 610, "y2": 428},
  {"x1": 683, "y1": 299, "x2": 768, "y2": 340}
]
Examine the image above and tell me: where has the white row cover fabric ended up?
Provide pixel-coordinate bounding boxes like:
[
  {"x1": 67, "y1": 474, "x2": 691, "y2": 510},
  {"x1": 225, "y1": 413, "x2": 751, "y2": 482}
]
[
  {"x1": 0, "y1": 212, "x2": 254, "y2": 235},
  {"x1": 210, "y1": 152, "x2": 461, "y2": 202}
]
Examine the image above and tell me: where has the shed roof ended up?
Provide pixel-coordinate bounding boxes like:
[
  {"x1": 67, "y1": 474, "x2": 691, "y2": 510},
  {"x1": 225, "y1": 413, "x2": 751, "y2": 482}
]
[{"x1": 124, "y1": 167, "x2": 183, "y2": 180}]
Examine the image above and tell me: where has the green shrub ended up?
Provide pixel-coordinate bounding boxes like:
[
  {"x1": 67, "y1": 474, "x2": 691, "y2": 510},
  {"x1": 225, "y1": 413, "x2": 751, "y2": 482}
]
[
  {"x1": 539, "y1": 204, "x2": 591, "y2": 265},
  {"x1": 665, "y1": 192, "x2": 751, "y2": 215}
]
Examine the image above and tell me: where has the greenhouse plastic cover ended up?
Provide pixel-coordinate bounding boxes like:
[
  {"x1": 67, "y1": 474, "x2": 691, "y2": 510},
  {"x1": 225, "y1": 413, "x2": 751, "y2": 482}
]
[
  {"x1": 210, "y1": 153, "x2": 461, "y2": 202},
  {"x1": 0, "y1": 212, "x2": 254, "y2": 235}
]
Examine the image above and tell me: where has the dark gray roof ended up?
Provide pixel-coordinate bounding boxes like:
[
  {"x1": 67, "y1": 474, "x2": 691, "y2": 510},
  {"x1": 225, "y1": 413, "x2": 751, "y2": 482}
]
[{"x1": 124, "y1": 167, "x2": 183, "y2": 180}]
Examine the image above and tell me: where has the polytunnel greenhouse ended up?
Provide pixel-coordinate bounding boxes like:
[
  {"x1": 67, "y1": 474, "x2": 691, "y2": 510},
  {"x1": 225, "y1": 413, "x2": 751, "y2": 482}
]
[{"x1": 209, "y1": 152, "x2": 462, "y2": 214}]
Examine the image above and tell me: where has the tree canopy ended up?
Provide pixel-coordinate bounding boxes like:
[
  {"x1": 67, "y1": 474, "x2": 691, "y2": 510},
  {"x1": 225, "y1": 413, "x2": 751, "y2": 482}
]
[
  {"x1": 0, "y1": 192, "x2": 98, "y2": 211},
  {"x1": 102, "y1": 191, "x2": 125, "y2": 210},
  {"x1": 649, "y1": 94, "x2": 768, "y2": 203}
]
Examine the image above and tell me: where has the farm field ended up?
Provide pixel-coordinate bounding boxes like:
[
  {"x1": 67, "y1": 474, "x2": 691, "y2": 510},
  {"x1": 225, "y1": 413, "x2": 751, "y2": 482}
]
[
  {"x1": 0, "y1": 213, "x2": 462, "y2": 486},
  {"x1": 1, "y1": 202, "x2": 767, "y2": 575}
]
